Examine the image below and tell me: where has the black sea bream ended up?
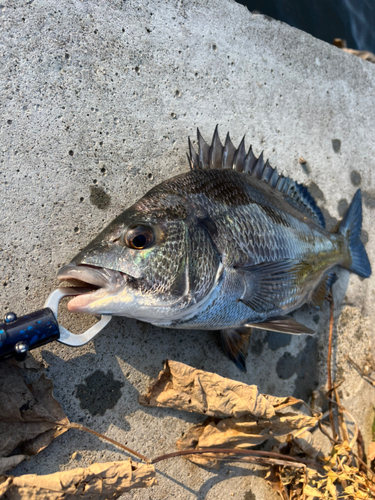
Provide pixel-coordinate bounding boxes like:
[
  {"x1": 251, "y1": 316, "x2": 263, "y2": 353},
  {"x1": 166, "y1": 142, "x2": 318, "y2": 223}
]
[{"x1": 57, "y1": 128, "x2": 371, "y2": 370}]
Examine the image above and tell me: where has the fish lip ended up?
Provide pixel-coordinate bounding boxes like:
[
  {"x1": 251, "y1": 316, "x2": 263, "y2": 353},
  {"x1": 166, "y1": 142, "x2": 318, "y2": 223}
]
[{"x1": 57, "y1": 264, "x2": 132, "y2": 291}]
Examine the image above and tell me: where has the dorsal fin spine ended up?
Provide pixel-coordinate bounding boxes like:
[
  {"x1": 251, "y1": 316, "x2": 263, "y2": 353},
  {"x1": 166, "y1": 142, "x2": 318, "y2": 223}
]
[
  {"x1": 223, "y1": 133, "x2": 236, "y2": 169},
  {"x1": 262, "y1": 161, "x2": 274, "y2": 182},
  {"x1": 269, "y1": 168, "x2": 279, "y2": 188},
  {"x1": 209, "y1": 125, "x2": 223, "y2": 169},
  {"x1": 197, "y1": 128, "x2": 210, "y2": 169},
  {"x1": 276, "y1": 176, "x2": 286, "y2": 191},
  {"x1": 244, "y1": 145, "x2": 257, "y2": 173},
  {"x1": 187, "y1": 153, "x2": 193, "y2": 171},
  {"x1": 233, "y1": 136, "x2": 246, "y2": 172},
  {"x1": 188, "y1": 137, "x2": 199, "y2": 170},
  {"x1": 252, "y1": 152, "x2": 265, "y2": 178},
  {"x1": 188, "y1": 127, "x2": 325, "y2": 228}
]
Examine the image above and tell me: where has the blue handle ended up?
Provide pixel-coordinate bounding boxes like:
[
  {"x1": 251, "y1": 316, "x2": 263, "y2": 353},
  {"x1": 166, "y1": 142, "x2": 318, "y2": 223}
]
[{"x1": 0, "y1": 308, "x2": 60, "y2": 361}]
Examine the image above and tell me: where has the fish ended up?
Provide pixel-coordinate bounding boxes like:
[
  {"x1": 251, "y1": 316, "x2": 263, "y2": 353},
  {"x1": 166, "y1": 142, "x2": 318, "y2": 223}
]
[{"x1": 57, "y1": 127, "x2": 371, "y2": 371}]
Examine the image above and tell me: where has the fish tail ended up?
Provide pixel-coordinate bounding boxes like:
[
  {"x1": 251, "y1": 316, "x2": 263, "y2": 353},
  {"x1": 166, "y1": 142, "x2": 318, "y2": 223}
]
[{"x1": 338, "y1": 189, "x2": 371, "y2": 278}]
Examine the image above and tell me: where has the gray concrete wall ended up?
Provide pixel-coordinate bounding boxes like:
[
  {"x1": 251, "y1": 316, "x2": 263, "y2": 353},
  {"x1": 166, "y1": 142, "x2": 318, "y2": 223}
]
[{"x1": 1, "y1": 0, "x2": 375, "y2": 498}]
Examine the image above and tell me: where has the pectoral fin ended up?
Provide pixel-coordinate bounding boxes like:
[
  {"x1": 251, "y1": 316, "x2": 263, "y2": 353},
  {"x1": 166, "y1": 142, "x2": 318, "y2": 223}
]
[
  {"x1": 237, "y1": 259, "x2": 312, "y2": 313},
  {"x1": 220, "y1": 327, "x2": 252, "y2": 372},
  {"x1": 246, "y1": 316, "x2": 315, "y2": 335}
]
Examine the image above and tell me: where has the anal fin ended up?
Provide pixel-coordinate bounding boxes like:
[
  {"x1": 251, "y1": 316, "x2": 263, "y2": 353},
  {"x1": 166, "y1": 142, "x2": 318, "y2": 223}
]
[
  {"x1": 220, "y1": 327, "x2": 252, "y2": 372},
  {"x1": 311, "y1": 271, "x2": 337, "y2": 308},
  {"x1": 246, "y1": 316, "x2": 315, "y2": 335}
]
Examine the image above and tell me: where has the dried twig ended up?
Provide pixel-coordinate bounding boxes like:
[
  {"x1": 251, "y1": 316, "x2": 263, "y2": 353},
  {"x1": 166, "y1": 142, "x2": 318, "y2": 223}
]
[
  {"x1": 63, "y1": 423, "x2": 323, "y2": 473},
  {"x1": 334, "y1": 387, "x2": 349, "y2": 445},
  {"x1": 318, "y1": 419, "x2": 340, "y2": 445},
  {"x1": 346, "y1": 355, "x2": 375, "y2": 386},
  {"x1": 66, "y1": 422, "x2": 150, "y2": 463},
  {"x1": 357, "y1": 430, "x2": 367, "y2": 474},
  {"x1": 219, "y1": 456, "x2": 306, "y2": 469},
  {"x1": 326, "y1": 297, "x2": 338, "y2": 441},
  {"x1": 150, "y1": 448, "x2": 323, "y2": 470}
]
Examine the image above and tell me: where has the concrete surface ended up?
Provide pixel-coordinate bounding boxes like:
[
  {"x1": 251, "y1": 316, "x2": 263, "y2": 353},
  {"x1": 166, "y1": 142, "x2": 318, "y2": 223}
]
[{"x1": 1, "y1": 0, "x2": 375, "y2": 498}]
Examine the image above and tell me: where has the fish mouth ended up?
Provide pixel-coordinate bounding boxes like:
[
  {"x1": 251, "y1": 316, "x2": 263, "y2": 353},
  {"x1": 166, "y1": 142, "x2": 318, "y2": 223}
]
[{"x1": 57, "y1": 264, "x2": 132, "y2": 312}]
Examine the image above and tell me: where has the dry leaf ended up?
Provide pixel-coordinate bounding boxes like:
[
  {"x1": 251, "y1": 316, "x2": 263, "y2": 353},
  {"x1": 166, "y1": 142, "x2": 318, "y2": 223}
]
[
  {"x1": 288, "y1": 431, "x2": 321, "y2": 459},
  {"x1": 303, "y1": 484, "x2": 324, "y2": 498},
  {"x1": 0, "y1": 359, "x2": 69, "y2": 458},
  {"x1": 177, "y1": 411, "x2": 318, "y2": 467},
  {"x1": 176, "y1": 415, "x2": 266, "y2": 467},
  {"x1": 0, "y1": 459, "x2": 155, "y2": 499},
  {"x1": 140, "y1": 360, "x2": 301, "y2": 419},
  {"x1": 368, "y1": 442, "x2": 375, "y2": 461},
  {"x1": 342, "y1": 48, "x2": 375, "y2": 63},
  {"x1": 264, "y1": 394, "x2": 302, "y2": 412},
  {"x1": 12, "y1": 355, "x2": 45, "y2": 372},
  {"x1": 266, "y1": 468, "x2": 289, "y2": 500},
  {"x1": 141, "y1": 361, "x2": 318, "y2": 468},
  {"x1": 0, "y1": 455, "x2": 27, "y2": 475}
]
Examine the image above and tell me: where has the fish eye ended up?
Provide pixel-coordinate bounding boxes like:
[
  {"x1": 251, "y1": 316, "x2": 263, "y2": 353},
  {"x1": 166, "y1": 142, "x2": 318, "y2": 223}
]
[{"x1": 125, "y1": 226, "x2": 154, "y2": 250}]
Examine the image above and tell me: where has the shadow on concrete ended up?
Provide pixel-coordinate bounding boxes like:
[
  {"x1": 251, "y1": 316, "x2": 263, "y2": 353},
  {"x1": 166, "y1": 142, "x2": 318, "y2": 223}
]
[{"x1": 155, "y1": 462, "x2": 268, "y2": 499}]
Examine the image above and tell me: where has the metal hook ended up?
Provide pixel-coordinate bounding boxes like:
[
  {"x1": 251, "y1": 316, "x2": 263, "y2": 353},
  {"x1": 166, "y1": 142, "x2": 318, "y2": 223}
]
[{"x1": 44, "y1": 287, "x2": 112, "y2": 346}]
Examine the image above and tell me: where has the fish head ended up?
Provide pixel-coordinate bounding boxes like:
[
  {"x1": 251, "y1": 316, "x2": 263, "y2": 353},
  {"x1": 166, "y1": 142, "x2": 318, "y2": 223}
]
[{"x1": 57, "y1": 178, "x2": 221, "y2": 322}]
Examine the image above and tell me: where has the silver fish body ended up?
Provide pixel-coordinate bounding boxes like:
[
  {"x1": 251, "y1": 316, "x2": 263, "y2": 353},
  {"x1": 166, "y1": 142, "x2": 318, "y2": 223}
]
[{"x1": 58, "y1": 128, "x2": 371, "y2": 370}]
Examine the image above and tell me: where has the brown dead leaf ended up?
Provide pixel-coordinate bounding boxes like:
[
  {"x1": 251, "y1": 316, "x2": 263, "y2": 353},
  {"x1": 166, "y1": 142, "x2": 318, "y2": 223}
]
[
  {"x1": 0, "y1": 455, "x2": 28, "y2": 475},
  {"x1": 288, "y1": 431, "x2": 321, "y2": 459},
  {"x1": 334, "y1": 39, "x2": 375, "y2": 63},
  {"x1": 264, "y1": 394, "x2": 303, "y2": 412},
  {"x1": 140, "y1": 360, "x2": 301, "y2": 419},
  {"x1": 303, "y1": 483, "x2": 324, "y2": 498},
  {"x1": 342, "y1": 48, "x2": 375, "y2": 63},
  {"x1": 176, "y1": 411, "x2": 318, "y2": 467},
  {"x1": 0, "y1": 359, "x2": 69, "y2": 459},
  {"x1": 176, "y1": 415, "x2": 264, "y2": 468},
  {"x1": 12, "y1": 355, "x2": 45, "y2": 372},
  {"x1": 368, "y1": 442, "x2": 375, "y2": 461},
  {"x1": 0, "y1": 459, "x2": 155, "y2": 499},
  {"x1": 266, "y1": 467, "x2": 289, "y2": 500},
  {"x1": 141, "y1": 361, "x2": 318, "y2": 468}
]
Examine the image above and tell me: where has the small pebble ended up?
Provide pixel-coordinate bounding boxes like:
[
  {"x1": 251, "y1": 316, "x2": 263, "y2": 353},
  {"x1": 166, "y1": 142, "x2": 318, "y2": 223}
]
[
  {"x1": 299, "y1": 157, "x2": 306, "y2": 164},
  {"x1": 71, "y1": 451, "x2": 78, "y2": 460}
]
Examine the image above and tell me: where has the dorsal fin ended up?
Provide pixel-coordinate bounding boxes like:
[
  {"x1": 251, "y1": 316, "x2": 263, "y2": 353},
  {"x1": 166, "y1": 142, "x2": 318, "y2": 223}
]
[
  {"x1": 223, "y1": 132, "x2": 237, "y2": 168},
  {"x1": 209, "y1": 125, "x2": 224, "y2": 169},
  {"x1": 187, "y1": 126, "x2": 325, "y2": 228},
  {"x1": 197, "y1": 128, "x2": 210, "y2": 169}
]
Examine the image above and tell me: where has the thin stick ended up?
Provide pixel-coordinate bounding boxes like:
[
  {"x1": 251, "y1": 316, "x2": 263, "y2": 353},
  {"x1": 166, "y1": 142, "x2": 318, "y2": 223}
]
[
  {"x1": 350, "y1": 449, "x2": 375, "y2": 481},
  {"x1": 66, "y1": 422, "x2": 150, "y2": 463},
  {"x1": 357, "y1": 430, "x2": 367, "y2": 474},
  {"x1": 340, "y1": 406, "x2": 358, "y2": 450},
  {"x1": 334, "y1": 386, "x2": 349, "y2": 446},
  {"x1": 318, "y1": 419, "x2": 340, "y2": 445},
  {"x1": 325, "y1": 396, "x2": 359, "y2": 449},
  {"x1": 151, "y1": 448, "x2": 323, "y2": 469},
  {"x1": 336, "y1": 455, "x2": 349, "y2": 491},
  {"x1": 327, "y1": 297, "x2": 337, "y2": 440},
  {"x1": 222, "y1": 456, "x2": 306, "y2": 469},
  {"x1": 346, "y1": 355, "x2": 375, "y2": 386}
]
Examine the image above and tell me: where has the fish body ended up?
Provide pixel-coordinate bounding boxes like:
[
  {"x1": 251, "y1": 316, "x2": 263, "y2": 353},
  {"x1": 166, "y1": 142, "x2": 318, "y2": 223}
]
[{"x1": 58, "y1": 128, "x2": 371, "y2": 370}]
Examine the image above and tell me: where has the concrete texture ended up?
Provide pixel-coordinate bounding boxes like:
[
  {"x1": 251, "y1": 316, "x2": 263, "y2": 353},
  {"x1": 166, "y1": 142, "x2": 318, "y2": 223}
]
[{"x1": 1, "y1": 0, "x2": 375, "y2": 498}]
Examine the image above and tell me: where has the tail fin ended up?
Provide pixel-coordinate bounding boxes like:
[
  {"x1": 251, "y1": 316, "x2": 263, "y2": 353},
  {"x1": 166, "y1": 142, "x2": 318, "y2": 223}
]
[{"x1": 338, "y1": 189, "x2": 371, "y2": 278}]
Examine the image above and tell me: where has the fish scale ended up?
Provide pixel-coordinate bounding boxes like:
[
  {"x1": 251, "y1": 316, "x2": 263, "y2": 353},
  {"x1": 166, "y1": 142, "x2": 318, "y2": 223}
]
[{"x1": 57, "y1": 127, "x2": 371, "y2": 371}]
